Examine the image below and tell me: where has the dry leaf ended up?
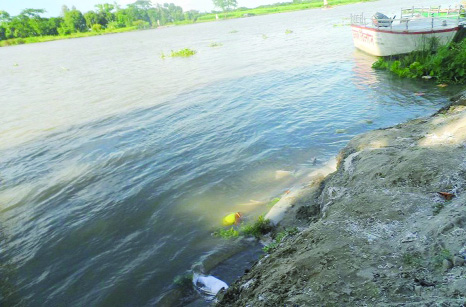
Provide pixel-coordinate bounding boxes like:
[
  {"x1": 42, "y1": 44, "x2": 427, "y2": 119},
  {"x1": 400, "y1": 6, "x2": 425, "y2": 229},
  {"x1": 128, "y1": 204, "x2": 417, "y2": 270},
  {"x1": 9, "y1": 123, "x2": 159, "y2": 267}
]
[{"x1": 437, "y1": 192, "x2": 454, "y2": 200}]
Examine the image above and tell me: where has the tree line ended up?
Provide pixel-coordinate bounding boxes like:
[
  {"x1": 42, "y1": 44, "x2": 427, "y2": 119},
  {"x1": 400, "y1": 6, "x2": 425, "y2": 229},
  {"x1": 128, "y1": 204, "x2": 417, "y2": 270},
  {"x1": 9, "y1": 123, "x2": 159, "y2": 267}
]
[{"x1": 0, "y1": 0, "x2": 202, "y2": 41}]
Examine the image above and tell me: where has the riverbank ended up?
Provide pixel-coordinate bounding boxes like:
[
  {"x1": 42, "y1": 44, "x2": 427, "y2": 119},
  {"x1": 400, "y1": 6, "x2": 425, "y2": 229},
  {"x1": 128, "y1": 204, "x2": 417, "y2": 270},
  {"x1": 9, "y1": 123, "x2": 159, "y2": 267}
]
[
  {"x1": 216, "y1": 91, "x2": 466, "y2": 305},
  {"x1": 0, "y1": 26, "x2": 138, "y2": 47},
  {"x1": 0, "y1": 0, "x2": 371, "y2": 48}
]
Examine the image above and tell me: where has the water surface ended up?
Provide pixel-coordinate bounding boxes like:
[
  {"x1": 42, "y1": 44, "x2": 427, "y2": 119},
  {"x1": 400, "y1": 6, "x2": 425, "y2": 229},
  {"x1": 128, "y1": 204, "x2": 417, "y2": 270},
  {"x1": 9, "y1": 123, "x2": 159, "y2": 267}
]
[{"x1": 0, "y1": 0, "x2": 461, "y2": 305}]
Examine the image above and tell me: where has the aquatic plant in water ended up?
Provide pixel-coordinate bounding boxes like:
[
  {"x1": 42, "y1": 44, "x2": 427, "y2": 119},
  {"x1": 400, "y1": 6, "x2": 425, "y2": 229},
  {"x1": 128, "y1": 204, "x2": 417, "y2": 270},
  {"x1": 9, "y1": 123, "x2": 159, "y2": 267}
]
[
  {"x1": 169, "y1": 48, "x2": 197, "y2": 57},
  {"x1": 213, "y1": 227, "x2": 239, "y2": 239},
  {"x1": 285, "y1": 29, "x2": 293, "y2": 34},
  {"x1": 240, "y1": 215, "x2": 273, "y2": 239},
  {"x1": 209, "y1": 42, "x2": 223, "y2": 47}
]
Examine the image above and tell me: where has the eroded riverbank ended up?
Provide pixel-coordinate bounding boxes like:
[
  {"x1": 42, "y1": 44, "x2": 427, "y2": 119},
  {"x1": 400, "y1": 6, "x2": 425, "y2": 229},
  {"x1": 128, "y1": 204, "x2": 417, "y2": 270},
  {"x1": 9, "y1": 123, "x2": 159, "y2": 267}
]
[{"x1": 217, "y1": 92, "x2": 466, "y2": 306}]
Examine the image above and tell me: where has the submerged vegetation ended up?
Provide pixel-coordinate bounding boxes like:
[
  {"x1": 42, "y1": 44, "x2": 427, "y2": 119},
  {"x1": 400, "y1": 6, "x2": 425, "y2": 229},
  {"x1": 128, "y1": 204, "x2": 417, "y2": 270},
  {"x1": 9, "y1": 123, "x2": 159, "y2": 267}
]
[
  {"x1": 209, "y1": 42, "x2": 223, "y2": 47},
  {"x1": 213, "y1": 215, "x2": 273, "y2": 239},
  {"x1": 240, "y1": 215, "x2": 273, "y2": 238},
  {"x1": 372, "y1": 39, "x2": 466, "y2": 84}
]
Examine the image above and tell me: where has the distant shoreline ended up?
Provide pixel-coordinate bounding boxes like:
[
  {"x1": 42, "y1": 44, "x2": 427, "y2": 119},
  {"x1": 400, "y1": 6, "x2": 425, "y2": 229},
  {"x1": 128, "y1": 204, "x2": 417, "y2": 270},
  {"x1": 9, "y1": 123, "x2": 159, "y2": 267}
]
[{"x1": 0, "y1": 0, "x2": 373, "y2": 48}]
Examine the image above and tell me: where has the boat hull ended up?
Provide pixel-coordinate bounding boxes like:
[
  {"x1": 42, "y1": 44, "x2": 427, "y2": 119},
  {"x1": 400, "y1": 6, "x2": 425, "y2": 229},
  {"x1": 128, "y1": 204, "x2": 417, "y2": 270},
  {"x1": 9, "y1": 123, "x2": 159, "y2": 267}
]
[{"x1": 351, "y1": 25, "x2": 459, "y2": 56}]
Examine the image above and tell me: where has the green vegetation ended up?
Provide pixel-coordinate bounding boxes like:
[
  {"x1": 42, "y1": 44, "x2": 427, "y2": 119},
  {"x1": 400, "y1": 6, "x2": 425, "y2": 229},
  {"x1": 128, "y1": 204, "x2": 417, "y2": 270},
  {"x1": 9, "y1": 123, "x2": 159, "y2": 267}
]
[
  {"x1": 263, "y1": 227, "x2": 299, "y2": 253},
  {"x1": 432, "y1": 201, "x2": 449, "y2": 215},
  {"x1": 0, "y1": 0, "x2": 372, "y2": 46},
  {"x1": 240, "y1": 215, "x2": 274, "y2": 239},
  {"x1": 212, "y1": 0, "x2": 238, "y2": 16},
  {"x1": 209, "y1": 42, "x2": 223, "y2": 47},
  {"x1": 372, "y1": 39, "x2": 466, "y2": 84},
  {"x1": 170, "y1": 48, "x2": 197, "y2": 57},
  {"x1": 0, "y1": 0, "x2": 200, "y2": 46},
  {"x1": 267, "y1": 197, "x2": 281, "y2": 207},
  {"x1": 402, "y1": 251, "x2": 423, "y2": 268},
  {"x1": 197, "y1": 0, "x2": 372, "y2": 22},
  {"x1": 173, "y1": 272, "x2": 194, "y2": 288},
  {"x1": 213, "y1": 227, "x2": 240, "y2": 239},
  {"x1": 433, "y1": 249, "x2": 452, "y2": 268},
  {"x1": 285, "y1": 29, "x2": 293, "y2": 34},
  {"x1": 213, "y1": 215, "x2": 274, "y2": 239}
]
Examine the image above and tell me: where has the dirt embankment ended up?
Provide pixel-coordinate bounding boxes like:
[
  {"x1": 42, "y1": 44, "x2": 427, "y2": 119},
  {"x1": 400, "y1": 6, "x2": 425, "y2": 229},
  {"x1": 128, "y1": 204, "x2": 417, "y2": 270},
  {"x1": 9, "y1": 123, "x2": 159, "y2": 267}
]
[{"x1": 217, "y1": 92, "x2": 466, "y2": 306}]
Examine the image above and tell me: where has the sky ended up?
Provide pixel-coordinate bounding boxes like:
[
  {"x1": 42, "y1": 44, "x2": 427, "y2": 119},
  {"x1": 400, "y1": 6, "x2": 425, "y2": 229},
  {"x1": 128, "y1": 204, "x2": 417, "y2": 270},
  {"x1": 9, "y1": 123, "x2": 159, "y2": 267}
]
[{"x1": 0, "y1": 0, "x2": 281, "y2": 16}]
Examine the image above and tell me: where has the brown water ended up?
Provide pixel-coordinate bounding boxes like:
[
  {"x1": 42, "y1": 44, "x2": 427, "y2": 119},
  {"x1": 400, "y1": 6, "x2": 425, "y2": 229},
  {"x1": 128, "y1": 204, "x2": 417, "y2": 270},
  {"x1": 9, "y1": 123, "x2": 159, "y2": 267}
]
[{"x1": 0, "y1": 0, "x2": 461, "y2": 305}]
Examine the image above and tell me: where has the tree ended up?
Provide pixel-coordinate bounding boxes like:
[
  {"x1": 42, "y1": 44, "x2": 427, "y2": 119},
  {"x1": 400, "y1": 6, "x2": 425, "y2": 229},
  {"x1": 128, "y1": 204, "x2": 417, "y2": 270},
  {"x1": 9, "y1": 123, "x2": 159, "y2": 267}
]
[
  {"x1": 84, "y1": 11, "x2": 99, "y2": 29},
  {"x1": 95, "y1": 3, "x2": 115, "y2": 26},
  {"x1": 212, "y1": 0, "x2": 237, "y2": 14},
  {"x1": 62, "y1": 9, "x2": 86, "y2": 33},
  {"x1": 0, "y1": 10, "x2": 11, "y2": 40}
]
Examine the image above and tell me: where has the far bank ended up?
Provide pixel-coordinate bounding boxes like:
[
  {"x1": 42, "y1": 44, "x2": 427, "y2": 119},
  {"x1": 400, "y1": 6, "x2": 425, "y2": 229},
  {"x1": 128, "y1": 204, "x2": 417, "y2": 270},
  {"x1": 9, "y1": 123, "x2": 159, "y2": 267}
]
[{"x1": 0, "y1": 0, "x2": 372, "y2": 47}]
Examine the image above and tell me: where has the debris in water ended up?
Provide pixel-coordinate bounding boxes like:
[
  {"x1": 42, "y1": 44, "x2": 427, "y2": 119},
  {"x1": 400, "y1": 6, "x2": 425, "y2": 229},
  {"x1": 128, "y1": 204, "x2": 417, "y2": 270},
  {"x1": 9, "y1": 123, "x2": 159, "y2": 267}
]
[
  {"x1": 437, "y1": 84, "x2": 448, "y2": 88},
  {"x1": 222, "y1": 212, "x2": 241, "y2": 226},
  {"x1": 414, "y1": 92, "x2": 425, "y2": 96},
  {"x1": 193, "y1": 273, "x2": 228, "y2": 296}
]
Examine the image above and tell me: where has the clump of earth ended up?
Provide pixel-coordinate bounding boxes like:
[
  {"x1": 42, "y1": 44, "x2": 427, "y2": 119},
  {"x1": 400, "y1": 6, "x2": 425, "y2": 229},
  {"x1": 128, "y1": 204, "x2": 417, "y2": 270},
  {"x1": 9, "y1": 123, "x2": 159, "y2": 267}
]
[{"x1": 216, "y1": 92, "x2": 466, "y2": 306}]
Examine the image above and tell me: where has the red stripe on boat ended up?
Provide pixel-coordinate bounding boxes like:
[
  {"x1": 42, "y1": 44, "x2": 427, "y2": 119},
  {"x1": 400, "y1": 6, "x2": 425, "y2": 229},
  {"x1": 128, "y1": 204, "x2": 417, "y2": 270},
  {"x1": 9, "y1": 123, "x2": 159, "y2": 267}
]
[{"x1": 351, "y1": 24, "x2": 459, "y2": 35}]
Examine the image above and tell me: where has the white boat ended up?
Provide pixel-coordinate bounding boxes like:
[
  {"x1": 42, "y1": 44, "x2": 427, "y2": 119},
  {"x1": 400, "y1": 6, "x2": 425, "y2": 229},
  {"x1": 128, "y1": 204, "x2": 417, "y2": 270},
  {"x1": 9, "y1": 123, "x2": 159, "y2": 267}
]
[{"x1": 351, "y1": 5, "x2": 465, "y2": 56}]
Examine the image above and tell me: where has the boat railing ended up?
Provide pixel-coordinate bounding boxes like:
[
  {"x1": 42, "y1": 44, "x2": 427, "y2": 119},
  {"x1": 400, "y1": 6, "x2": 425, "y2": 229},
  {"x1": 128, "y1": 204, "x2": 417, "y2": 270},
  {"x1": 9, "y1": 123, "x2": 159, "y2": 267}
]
[
  {"x1": 350, "y1": 13, "x2": 462, "y2": 32},
  {"x1": 401, "y1": 5, "x2": 465, "y2": 19}
]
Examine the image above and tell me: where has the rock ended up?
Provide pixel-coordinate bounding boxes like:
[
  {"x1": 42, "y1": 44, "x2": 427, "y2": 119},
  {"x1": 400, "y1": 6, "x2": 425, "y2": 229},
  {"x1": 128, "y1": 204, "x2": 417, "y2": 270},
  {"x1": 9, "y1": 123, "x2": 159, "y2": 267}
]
[
  {"x1": 452, "y1": 256, "x2": 465, "y2": 267},
  {"x1": 442, "y1": 259, "x2": 453, "y2": 271},
  {"x1": 414, "y1": 285, "x2": 422, "y2": 296}
]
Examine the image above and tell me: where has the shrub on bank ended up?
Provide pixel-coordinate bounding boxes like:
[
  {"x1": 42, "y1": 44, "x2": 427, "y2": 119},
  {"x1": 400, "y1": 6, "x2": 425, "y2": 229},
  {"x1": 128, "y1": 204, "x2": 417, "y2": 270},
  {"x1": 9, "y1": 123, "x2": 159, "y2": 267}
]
[{"x1": 372, "y1": 39, "x2": 466, "y2": 84}]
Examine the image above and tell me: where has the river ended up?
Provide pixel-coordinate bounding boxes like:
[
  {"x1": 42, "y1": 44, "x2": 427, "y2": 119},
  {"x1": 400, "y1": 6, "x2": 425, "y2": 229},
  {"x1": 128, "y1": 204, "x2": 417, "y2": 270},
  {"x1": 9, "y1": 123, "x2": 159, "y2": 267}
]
[{"x1": 0, "y1": 0, "x2": 462, "y2": 305}]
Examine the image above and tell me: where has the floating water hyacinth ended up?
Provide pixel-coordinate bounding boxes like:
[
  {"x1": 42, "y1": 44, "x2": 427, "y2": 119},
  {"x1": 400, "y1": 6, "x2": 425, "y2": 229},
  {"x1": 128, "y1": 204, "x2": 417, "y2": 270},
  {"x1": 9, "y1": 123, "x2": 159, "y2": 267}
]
[{"x1": 170, "y1": 48, "x2": 197, "y2": 57}]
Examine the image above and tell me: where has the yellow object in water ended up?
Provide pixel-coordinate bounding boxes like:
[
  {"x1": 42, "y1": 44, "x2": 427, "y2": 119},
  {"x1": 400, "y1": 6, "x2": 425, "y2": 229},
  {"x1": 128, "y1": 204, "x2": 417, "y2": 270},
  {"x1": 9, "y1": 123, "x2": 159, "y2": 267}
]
[{"x1": 222, "y1": 212, "x2": 241, "y2": 226}]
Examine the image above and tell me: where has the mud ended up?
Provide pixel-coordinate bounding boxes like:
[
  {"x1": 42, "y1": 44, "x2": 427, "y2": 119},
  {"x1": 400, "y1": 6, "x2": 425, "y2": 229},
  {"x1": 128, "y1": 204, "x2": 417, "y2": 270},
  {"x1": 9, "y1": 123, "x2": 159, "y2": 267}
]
[{"x1": 216, "y1": 92, "x2": 466, "y2": 306}]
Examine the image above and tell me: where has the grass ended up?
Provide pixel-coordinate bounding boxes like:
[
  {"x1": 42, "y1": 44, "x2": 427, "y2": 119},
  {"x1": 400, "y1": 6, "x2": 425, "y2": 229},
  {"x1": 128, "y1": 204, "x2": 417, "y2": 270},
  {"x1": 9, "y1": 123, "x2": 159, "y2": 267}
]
[
  {"x1": 196, "y1": 0, "x2": 373, "y2": 22},
  {"x1": 372, "y1": 39, "x2": 466, "y2": 84},
  {"x1": 263, "y1": 227, "x2": 299, "y2": 253},
  {"x1": 402, "y1": 251, "x2": 423, "y2": 268},
  {"x1": 433, "y1": 249, "x2": 452, "y2": 268}
]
